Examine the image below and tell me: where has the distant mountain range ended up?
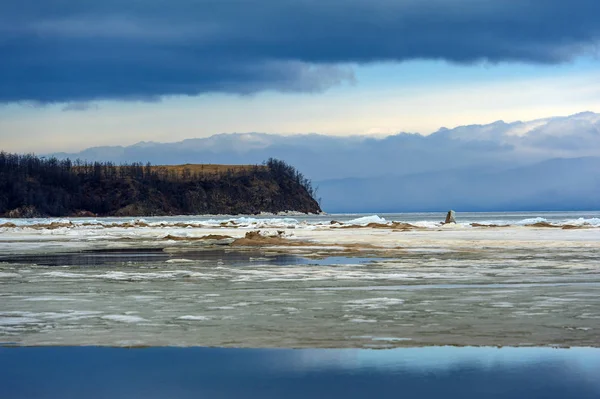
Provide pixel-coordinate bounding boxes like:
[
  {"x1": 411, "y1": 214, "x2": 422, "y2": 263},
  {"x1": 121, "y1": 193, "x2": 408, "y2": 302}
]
[
  {"x1": 318, "y1": 157, "x2": 600, "y2": 212},
  {"x1": 51, "y1": 112, "x2": 600, "y2": 212}
]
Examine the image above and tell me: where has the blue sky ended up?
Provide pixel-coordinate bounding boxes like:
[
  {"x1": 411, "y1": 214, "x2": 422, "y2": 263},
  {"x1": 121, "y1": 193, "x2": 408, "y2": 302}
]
[{"x1": 1, "y1": 0, "x2": 600, "y2": 152}]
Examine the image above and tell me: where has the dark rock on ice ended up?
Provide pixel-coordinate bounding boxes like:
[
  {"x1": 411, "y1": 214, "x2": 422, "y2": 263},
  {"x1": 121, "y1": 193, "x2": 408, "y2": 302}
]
[{"x1": 444, "y1": 210, "x2": 456, "y2": 224}]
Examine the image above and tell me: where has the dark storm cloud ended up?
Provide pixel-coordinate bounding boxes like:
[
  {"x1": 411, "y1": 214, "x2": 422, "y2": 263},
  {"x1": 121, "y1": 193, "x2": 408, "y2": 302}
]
[{"x1": 1, "y1": 0, "x2": 599, "y2": 102}]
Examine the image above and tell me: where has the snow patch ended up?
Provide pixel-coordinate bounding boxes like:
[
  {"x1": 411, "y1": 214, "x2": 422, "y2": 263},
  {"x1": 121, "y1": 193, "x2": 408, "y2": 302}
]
[
  {"x1": 102, "y1": 315, "x2": 147, "y2": 323},
  {"x1": 177, "y1": 315, "x2": 211, "y2": 321},
  {"x1": 0, "y1": 316, "x2": 42, "y2": 325},
  {"x1": 346, "y1": 215, "x2": 387, "y2": 226},
  {"x1": 349, "y1": 318, "x2": 377, "y2": 323},
  {"x1": 22, "y1": 296, "x2": 88, "y2": 302}
]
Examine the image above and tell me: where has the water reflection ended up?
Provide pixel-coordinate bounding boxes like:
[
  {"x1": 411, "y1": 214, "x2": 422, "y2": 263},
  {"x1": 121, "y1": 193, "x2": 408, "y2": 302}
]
[
  {"x1": 1, "y1": 347, "x2": 599, "y2": 398},
  {"x1": 0, "y1": 248, "x2": 379, "y2": 267}
]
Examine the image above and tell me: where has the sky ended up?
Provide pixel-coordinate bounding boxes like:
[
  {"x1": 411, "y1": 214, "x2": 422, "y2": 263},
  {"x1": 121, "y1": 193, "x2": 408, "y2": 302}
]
[{"x1": 1, "y1": 0, "x2": 600, "y2": 153}]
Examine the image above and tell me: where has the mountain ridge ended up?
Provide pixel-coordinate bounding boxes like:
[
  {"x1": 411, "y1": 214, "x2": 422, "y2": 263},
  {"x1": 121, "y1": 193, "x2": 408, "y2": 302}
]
[
  {"x1": 45, "y1": 111, "x2": 600, "y2": 212},
  {"x1": 316, "y1": 156, "x2": 600, "y2": 212}
]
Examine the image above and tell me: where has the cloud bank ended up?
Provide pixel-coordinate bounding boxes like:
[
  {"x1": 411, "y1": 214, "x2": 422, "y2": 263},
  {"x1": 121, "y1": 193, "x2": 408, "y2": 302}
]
[{"x1": 2, "y1": 0, "x2": 600, "y2": 102}]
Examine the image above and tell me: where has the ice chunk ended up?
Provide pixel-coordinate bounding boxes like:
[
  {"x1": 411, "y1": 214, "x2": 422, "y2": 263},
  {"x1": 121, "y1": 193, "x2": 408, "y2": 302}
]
[{"x1": 346, "y1": 215, "x2": 387, "y2": 225}]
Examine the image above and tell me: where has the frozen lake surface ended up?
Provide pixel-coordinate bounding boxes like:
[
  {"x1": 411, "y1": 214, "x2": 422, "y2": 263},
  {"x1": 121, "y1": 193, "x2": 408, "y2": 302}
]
[{"x1": 1, "y1": 212, "x2": 599, "y2": 347}]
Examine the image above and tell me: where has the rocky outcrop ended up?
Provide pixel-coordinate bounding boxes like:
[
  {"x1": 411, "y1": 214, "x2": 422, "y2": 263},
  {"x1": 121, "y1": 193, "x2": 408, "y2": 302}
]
[
  {"x1": 4, "y1": 206, "x2": 43, "y2": 218},
  {"x1": 444, "y1": 210, "x2": 456, "y2": 224}
]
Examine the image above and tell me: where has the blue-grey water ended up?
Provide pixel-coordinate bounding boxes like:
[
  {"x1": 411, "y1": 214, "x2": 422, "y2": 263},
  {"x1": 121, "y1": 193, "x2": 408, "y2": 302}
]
[{"x1": 1, "y1": 347, "x2": 599, "y2": 399}]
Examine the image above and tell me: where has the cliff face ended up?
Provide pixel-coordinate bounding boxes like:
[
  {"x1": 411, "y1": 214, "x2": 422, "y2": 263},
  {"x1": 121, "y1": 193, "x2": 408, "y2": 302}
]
[{"x1": 0, "y1": 154, "x2": 321, "y2": 217}]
